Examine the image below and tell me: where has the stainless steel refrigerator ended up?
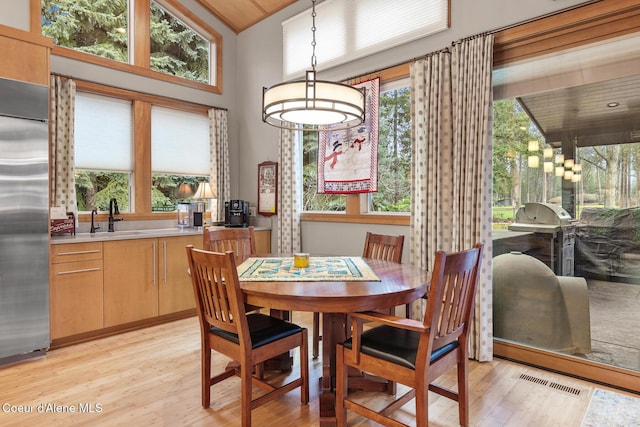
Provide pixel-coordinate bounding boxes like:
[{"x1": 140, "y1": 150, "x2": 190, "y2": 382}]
[{"x1": 0, "y1": 77, "x2": 50, "y2": 365}]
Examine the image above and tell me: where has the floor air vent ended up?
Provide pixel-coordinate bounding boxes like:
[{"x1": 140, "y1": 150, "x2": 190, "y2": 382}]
[
  {"x1": 518, "y1": 373, "x2": 549, "y2": 386},
  {"x1": 517, "y1": 373, "x2": 583, "y2": 397},
  {"x1": 548, "y1": 381, "x2": 582, "y2": 396}
]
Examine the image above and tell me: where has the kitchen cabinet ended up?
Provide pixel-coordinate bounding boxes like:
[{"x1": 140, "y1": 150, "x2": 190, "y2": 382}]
[
  {"x1": 158, "y1": 235, "x2": 201, "y2": 315},
  {"x1": 254, "y1": 229, "x2": 272, "y2": 254},
  {"x1": 50, "y1": 242, "x2": 104, "y2": 340},
  {"x1": 103, "y1": 238, "x2": 158, "y2": 327},
  {"x1": 0, "y1": 29, "x2": 52, "y2": 86},
  {"x1": 103, "y1": 235, "x2": 201, "y2": 327}
]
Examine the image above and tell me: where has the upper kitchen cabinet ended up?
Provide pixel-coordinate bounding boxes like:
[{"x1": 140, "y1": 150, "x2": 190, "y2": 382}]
[{"x1": 0, "y1": 26, "x2": 52, "y2": 86}]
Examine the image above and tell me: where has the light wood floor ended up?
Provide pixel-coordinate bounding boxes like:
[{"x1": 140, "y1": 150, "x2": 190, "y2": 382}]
[{"x1": 0, "y1": 312, "x2": 629, "y2": 427}]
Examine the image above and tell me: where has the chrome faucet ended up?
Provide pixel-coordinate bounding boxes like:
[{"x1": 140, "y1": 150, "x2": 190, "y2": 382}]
[
  {"x1": 90, "y1": 209, "x2": 100, "y2": 233},
  {"x1": 108, "y1": 198, "x2": 123, "y2": 232}
]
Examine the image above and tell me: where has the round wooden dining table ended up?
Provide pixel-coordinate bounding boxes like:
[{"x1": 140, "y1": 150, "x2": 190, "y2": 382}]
[{"x1": 239, "y1": 257, "x2": 430, "y2": 427}]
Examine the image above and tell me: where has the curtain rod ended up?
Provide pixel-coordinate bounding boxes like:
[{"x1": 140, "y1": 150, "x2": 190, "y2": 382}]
[{"x1": 50, "y1": 72, "x2": 228, "y2": 112}]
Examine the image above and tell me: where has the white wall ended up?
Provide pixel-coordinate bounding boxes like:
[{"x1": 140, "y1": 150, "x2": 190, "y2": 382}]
[
  {"x1": 0, "y1": 0, "x2": 30, "y2": 31},
  {"x1": 237, "y1": 0, "x2": 594, "y2": 255}
]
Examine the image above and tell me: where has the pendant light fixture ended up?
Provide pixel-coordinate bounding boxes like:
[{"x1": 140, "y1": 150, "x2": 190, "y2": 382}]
[{"x1": 262, "y1": 0, "x2": 365, "y2": 130}]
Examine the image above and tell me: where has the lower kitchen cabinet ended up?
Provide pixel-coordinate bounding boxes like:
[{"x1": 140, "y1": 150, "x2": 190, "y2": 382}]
[
  {"x1": 158, "y1": 235, "x2": 201, "y2": 315},
  {"x1": 103, "y1": 238, "x2": 158, "y2": 327},
  {"x1": 103, "y1": 235, "x2": 201, "y2": 327},
  {"x1": 254, "y1": 229, "x2": 271, "y2": 254},
  {"x1": 50, "y1": 242, "x2": 104, "y2": 340}
]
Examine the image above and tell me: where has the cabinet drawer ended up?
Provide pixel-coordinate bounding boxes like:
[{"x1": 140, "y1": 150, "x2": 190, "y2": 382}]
[
  {"x1": 51, "y1": 242, "x2": 103, "y2": 263},
  {"x1": 50, "y1": 259, "x2": 104, "y2": 339}
]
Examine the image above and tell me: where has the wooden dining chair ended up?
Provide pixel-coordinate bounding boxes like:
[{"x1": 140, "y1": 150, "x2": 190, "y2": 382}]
[
  {"x1": 203, "y1": 226, "x2": 257, "y2": 262},
  {"x1": 335, "y1": 243, "x2": 483, "y2": 427},
  {"x1": 204, "y1": 226, "x2": 262, "y2": 313},
  {"x1": 186, "y1": 246, "x2": 309, "y2": 427},
  {"x1": 312, "y1": 232, "x2": 405, "y2": 359},
  {"x1": 362, "y1": 232, "x2": 404, "y2": 263}
]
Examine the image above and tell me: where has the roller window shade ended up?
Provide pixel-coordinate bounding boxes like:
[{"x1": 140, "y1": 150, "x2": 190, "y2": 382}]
[
  {"x1": 151, "y1": 106, "x2": 210, "y2": 175},
  {"x1": 283, "y1": 0, "x2": 449, "y2": 79},
  {"x1": 74, "y1": 92, "x2": 133, "y2": 172}
]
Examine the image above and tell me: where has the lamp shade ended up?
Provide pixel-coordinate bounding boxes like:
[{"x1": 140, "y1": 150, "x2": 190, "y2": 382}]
[
  {"x1": 263, "y1": 71, "x2": 365, "y2": 130},
  {"x1": 528, "y1": 155, "x2": 539, "y2": 168},
  {"x1": 177, "y1": 183, "x2": 193, "y2": 199},
  {"x1": 528, "y1": 140, "x2": 539, "y2": 152},
  {"x1": 194, "y1": 182, "x2": 216, "y2": 199}
]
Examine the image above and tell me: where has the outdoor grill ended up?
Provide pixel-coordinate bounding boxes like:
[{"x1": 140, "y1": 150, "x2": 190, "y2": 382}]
[{"x1": 507, "y1": 202, "x2": 576, "y2": 276}]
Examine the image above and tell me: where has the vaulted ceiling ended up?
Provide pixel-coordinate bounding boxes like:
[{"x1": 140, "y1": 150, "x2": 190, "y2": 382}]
[{"x1": 194, "y1": 0, "x2": 299, "y2": 33}]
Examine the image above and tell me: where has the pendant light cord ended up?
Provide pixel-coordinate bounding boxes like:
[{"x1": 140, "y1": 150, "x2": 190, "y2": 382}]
[{"x1": 310, "y1": 0, "x2": 317, "y2": 70}]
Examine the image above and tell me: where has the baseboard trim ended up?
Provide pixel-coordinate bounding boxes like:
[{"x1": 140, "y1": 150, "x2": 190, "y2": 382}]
[
  {"x1": 50, "y1": 309, "x2": 197, "y2": 349},
  {"x1": 494, "y1": 339, "x2": 640, "y2": 394}
]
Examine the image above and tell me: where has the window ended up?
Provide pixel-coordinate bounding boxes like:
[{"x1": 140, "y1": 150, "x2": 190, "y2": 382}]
[
  {"x1": 74, "y1": 92, "x2": 133, "y2": 212},
  {"x1": 41, "y1": 0, "x2": 129, "y2": 63},
  {"x1": 151, "y1": 106, "x2": 210, "y2": 210},
  {"x1": 303, "y1": 131, "x2": 346, "y2": 212},
  {"x1": 283, "y1": 0, "x2": 449, "y2": 78},
  {"x1": 72, "y1": 81, "x2": 212, "y2": 217},
  {"x1": 302, "y1": 75, "x2": 412, "y2": 216},
  {"x1": 41, "y1": 0, "x2": 221, "y2": 91},
  {"x1": 371, "y1": 79, "x2": 411, "y2": 213},
  {"x1": 150, "y1": 1, "x2": 210, "y2": 84}
]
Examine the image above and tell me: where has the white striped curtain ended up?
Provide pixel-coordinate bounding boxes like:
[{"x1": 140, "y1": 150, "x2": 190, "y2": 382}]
[
  {"x1": 409, "y1": 34, "x2": 494, "y2": 361},
  {"x1": 49, "y1": 76, "x2": 77, "y2": 218},
  {"x1": 209, "y1": 109, "x2": 230, "y2": 222}
]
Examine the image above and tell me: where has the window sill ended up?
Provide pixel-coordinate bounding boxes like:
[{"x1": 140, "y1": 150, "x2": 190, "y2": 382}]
[{"x1": 301, "y1": 212, "x2": 410, "y2": 226}]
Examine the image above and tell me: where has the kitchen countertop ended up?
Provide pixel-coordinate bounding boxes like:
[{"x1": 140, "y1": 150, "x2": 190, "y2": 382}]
[{"x1": 50, "y1": 226, "x2": 270, "y2": 244}]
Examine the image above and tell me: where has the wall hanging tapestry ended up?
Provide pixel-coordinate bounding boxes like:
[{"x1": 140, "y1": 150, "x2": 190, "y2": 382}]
[
  {"x1": 317, "y1": 77, "x2": 380, "y2": 194},
  {"x1": 236, "y1": 256, "x2": 380, "y2": 282}
]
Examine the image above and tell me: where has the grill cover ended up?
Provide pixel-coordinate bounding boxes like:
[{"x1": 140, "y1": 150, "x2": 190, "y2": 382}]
[{"x1": 509, "y1": 202, "x2": 572, "y2": 233}]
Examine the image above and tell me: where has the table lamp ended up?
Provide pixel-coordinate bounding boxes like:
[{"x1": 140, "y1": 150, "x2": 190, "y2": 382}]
[{"x1": 194, "y1": 182, "x2": 216, "y2": 226}]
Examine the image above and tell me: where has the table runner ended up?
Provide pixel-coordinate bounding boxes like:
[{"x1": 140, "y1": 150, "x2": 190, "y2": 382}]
[{"x1": 237, "y1": 256, "x2": 380, "y2": 282}]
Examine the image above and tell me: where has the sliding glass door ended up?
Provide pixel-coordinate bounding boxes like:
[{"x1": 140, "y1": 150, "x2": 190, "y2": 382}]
[{"x1": 491, "y1": 19, "x2": 640, "y2": 392}]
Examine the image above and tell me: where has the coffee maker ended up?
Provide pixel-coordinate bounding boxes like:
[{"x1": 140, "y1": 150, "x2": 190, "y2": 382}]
[
  {"x1": 177, "y1": 201, "x2": 206, "y2": 228},
  {"x1": 224, "y1": 200, "x2": 248, "y2": 227}
]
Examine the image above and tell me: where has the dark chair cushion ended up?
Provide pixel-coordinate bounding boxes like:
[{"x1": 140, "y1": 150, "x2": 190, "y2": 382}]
[
  {"x1": 342, "y1": 325, "x2": 459, "y2": 369},
  {"x1": 210, "y1": 313, "x2": 303, "y2": 349}
]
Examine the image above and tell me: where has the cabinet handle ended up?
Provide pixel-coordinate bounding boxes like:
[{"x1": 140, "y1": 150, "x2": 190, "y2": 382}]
[
  {"x1": 57, "y1": 267, "x2": 101, "y2": 275},
  {"x1": 163, "y1": 240, "x2": 167, "y2": 285},
  {"x1": 152, "y1": 241, "x2": 157, "y2": 286},
  {"x1": 57, "y1": 250, "x2": 101, "y2": 256}
]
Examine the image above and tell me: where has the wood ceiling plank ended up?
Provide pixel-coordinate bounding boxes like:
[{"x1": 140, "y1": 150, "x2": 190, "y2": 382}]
[{"x1": 195, "y1": 0, "x2": 298, "y2": 33}]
